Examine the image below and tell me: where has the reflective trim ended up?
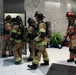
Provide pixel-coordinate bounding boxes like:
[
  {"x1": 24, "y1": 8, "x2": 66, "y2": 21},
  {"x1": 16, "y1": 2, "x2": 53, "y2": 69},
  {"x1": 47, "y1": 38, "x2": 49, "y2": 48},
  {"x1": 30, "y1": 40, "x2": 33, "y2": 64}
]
[
  {"x1": 12, "y1": 29, "x2": 17, "y2": 33},
  {"x1": 16, "y1": 58, "x2": 22, "y2": 62},
  {"x1": 17, "y1": 32, "x2": 21, "y2": 34},
  {"x1": 34, "y1": 37, "x2": 47, "y2": 46},
  {"x1": 43, "y1": 57, "x2": 49, "y2": 61},
  {"x1": 39, "y1": 28, "x2": 45, "y2": 33},
  {"x1": 15, "y1": 40, "x2": 22, "y2": 42},
  {"x1": 32, "y1": 59, "x2": 39, "y2": 64},
  {"x1": 34, "y1": 37, "x2": 40, "y2": 42}
]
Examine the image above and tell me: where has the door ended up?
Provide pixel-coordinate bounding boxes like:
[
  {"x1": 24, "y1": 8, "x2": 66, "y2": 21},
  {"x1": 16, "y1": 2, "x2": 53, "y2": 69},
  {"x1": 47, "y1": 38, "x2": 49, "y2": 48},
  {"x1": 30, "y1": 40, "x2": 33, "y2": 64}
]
[{"x1": 3, "y1": 0, "x2": 27, "y2": 55}]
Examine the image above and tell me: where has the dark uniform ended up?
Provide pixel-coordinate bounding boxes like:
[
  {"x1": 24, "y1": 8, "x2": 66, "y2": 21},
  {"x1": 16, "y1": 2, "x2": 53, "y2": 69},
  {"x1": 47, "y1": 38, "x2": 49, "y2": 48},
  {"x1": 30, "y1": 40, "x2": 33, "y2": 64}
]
[
  {"x1": 65, "y1": 12, "x2": 76, "y2": 64},
  {"x1": 27, "y1": 18, "x2": 37, "y2": 61},
  {"x1": 10, "y1": 16, "x2": 24, "y2": 64},
  {"x1": 28, "y1": 11, "x2": 49, "y2": 69}
]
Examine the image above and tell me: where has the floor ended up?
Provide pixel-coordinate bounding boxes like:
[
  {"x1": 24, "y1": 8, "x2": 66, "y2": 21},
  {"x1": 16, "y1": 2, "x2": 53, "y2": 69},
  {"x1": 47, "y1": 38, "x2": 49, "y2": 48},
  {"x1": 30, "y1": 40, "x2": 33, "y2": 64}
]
[
  {"x1": 47, "y1": 63, "x2": 76, "y2": 75},
  {"x1": 0, "y1": 47, "x2": 76, "y2": 75}
]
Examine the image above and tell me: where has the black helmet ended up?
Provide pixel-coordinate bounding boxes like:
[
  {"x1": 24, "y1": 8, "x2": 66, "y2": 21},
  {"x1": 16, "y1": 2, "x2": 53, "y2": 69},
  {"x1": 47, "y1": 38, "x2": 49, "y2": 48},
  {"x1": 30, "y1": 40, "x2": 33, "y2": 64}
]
[
  {"x1": 12, "y1": 18, "x2": 18, "y2": 25},
  {"x1": 34, "y1": 11, "x2": 45, "y2": 20},
  {"x1": 5, "y1": 15, "x2": 12, "y2": 20},
  {"x1": 16, "y1": 15, "x2": 22, "y2": 24},
  {"x1": 27, "y1": 18, "x2": 35, "y2": 23},
  {"x1": 12, "y1": 18, "x2": 16, "y2": 22},
  {"x1": 27, "y1": 17, "x2": 36, "y2": 26}
]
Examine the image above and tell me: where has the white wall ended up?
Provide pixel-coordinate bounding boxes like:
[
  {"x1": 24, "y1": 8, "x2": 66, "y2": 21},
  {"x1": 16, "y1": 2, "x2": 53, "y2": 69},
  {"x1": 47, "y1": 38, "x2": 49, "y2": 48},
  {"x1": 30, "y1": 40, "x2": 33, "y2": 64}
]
[{"x1": 24, "y1": 0, "x2": 73, "y2": 37}]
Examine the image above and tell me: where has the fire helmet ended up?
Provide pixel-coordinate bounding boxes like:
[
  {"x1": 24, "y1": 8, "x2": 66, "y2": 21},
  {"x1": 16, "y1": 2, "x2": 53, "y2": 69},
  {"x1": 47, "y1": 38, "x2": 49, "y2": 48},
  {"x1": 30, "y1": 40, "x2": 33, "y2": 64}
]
[
  {"x1": 34, "y1": 11, "x2": 45, "y2": 20},
  {"x1": 66, "y1": 12, "x2": 75, "y2": 17},
  {"x1": 27, "y1": 17, "x2": 36, "y2": 26},
  {"x1": 16, "y1": 15, "x2": 22, "y2": 24},
  {"x1": 5, "y1": 15, "x2": 11, "y2": 20}
]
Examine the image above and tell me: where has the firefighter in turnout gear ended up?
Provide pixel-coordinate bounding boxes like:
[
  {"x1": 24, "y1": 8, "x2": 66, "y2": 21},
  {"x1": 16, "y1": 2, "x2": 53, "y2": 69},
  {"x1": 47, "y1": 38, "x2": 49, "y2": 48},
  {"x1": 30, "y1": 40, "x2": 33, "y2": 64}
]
[
  {"x1": 2, "y1": 15, "x2": 13, "y2": 57},
  {"x1": 28, "y1": 11, "x2": 49, "y2": 69},
  {"x1": 65, "y1": 12, "x2": 76, "y2": 63},
  {"x1": 27, "y1": 18, "x2": 37, "y2": 61},
  {"x1": 10, "y1": 16, "x2": 24, "y2": 64}
]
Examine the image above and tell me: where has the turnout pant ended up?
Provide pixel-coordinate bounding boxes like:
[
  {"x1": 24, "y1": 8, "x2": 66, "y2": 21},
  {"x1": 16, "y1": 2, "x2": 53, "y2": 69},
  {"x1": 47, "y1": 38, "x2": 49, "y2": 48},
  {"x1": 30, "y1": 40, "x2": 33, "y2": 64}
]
[
  {"x1": 32, "y1": 45, "x2": 49, "y2": 65},
  {"x1": 13, "y1": 42, "x2": 24, "y2": 62}
]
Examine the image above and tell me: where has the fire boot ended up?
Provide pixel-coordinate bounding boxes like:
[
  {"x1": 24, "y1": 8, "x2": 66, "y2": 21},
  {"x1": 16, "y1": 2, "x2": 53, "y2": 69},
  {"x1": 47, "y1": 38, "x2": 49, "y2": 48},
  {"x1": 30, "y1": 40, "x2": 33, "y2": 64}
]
[
  {"x1": 27, "y1": 64, "x2": 38, "y2": 70},
  {"x1": 2, "y1": 51, "x2": 7, "y2": 58},
  {"x1": 40, "y1": 60, "x2": 49, "y2": 66},
  {"x1": 74, "y1": 61, "x2": 76, "y2": 64},
  {"x1": 15, "y1": 58, "x2": 22, "y2": 65},
  {"x1": 67, "y1": 58, "x2": 74, "y2": 62},
  {"x1": 27, "y1": 57, "x2": 33, "y2": 62},
  {"x1": 9, "y1": 51, "x2": 13, "y2": 56},
  {"x1": 15, "y1": 61, "x2": 22, "y2": 65}
]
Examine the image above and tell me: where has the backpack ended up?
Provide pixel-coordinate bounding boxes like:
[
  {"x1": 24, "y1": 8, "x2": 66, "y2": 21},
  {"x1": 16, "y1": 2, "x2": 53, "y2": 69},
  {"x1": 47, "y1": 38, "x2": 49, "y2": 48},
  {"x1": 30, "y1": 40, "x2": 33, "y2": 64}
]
[
  {"x1": 3, "y1": 20, "x2": 7, "y2": 35},
  {"x1": 37, "y1": 21, "x2": 51, "y2": 37}
]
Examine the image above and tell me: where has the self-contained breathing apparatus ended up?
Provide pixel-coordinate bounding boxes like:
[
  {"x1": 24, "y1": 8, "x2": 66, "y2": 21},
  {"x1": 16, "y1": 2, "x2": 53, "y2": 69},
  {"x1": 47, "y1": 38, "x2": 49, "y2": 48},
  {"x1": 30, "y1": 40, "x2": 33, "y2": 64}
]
[
  {"x1": 34, "y1": 11, "x2": 51, "y2": 38},
  {"x1": 45, "y1": 21, "x2": 51, "y2": 37}
]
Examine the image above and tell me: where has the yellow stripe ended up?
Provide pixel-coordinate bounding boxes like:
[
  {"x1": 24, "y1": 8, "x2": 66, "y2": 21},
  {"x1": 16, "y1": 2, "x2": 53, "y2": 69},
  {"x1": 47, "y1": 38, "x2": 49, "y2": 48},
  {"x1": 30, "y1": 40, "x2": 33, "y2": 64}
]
[
  {"x1": 16, "y1": 58, "x2": 22, "y2": 62},
  {"x1": 12, "y1": 29, "x2": 17, "y2": 33},
  {"x1": 15, "y1": 40, "x2": 22, "y2": 42},
  {"x1": 34, "y1": 37, "x2": 40, "y2": 42},
  {"x1": 36, "y1": 41, "x2": 47, "y2": 46},
  {"x1": 10, "y1": 38, "x2": 14, "y2": 41},
  {"x1": 43, "y1": 57, "x2": 49, "y2": 61},
  {"x1": 39, "y1": 28, "x2": 45, "y2": 32},
  {"x1": 32, "y1": 59, "x2": 39, "y2": 64},
  {"x1": 17, "y1": 32, "x2": 21, "y2": 34}
]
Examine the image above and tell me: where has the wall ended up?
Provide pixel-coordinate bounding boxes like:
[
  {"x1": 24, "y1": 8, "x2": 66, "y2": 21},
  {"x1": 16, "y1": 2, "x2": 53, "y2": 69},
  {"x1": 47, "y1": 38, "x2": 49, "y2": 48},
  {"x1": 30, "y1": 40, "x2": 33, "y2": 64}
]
[
  {"x1": 0, "y1": 0, "x2": 76, "y2": 37},
  {"x1": 0, "y1": 0, "x2": 3, "y2": 23},
  {"x1": 24, "y1": 0, "x2": 73, "y2": 36}
]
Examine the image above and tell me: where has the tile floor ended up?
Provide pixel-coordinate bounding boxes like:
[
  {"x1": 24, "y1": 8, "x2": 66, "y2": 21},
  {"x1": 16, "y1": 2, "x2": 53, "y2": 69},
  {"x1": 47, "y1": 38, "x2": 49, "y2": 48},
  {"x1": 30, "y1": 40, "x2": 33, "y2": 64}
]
[{"x1": 0, "y1": 47, "x2": 76, "y2": 75}]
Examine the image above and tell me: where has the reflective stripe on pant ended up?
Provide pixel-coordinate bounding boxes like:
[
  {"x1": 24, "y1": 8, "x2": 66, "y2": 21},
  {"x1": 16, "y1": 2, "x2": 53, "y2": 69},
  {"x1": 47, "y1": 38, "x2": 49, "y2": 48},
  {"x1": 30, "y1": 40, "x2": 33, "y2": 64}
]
[
  {"x1": 32, "y1": 45, "x2": 49, "y2": 65},
  {"x1": 29, "y1": 41, "x2": 36, "y2": 59},
  {"x1": 13, "y1": 42, "x2": 24, "y2": 62}
]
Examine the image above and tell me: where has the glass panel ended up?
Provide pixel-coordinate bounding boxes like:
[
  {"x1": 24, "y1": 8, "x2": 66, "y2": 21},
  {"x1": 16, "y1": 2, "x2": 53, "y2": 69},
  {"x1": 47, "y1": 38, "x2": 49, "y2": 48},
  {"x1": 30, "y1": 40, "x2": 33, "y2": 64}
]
[{"x1": 4, "y1": 13, "x2": 25, "y2": 25}]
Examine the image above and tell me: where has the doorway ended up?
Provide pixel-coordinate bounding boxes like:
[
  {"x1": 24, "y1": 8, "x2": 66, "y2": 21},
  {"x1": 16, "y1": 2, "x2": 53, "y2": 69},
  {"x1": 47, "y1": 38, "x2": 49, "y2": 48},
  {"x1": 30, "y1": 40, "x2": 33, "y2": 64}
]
[{"x1": 3, "y1": 0, "x2": 27, "y2": 55}]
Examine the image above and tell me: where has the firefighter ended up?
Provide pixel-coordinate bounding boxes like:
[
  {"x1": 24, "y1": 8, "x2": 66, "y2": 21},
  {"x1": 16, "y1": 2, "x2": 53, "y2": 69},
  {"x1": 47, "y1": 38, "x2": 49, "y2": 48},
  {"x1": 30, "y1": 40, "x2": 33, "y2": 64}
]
[
  {"x1": 27, "y1": 11, "x2": 49, "y2": 69},
  {"x1": 2, "y1": 15, "x2": 13, "y2": 57},
  {"x1": 27, "y1": 18, "x2": 37, "y2": 61},
  {"x1": 65, "y1": 12, "x2": 76, "y2": 63},
  {"x1": 10, "y1": 16, "x2": 24, "y2": 64}
]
